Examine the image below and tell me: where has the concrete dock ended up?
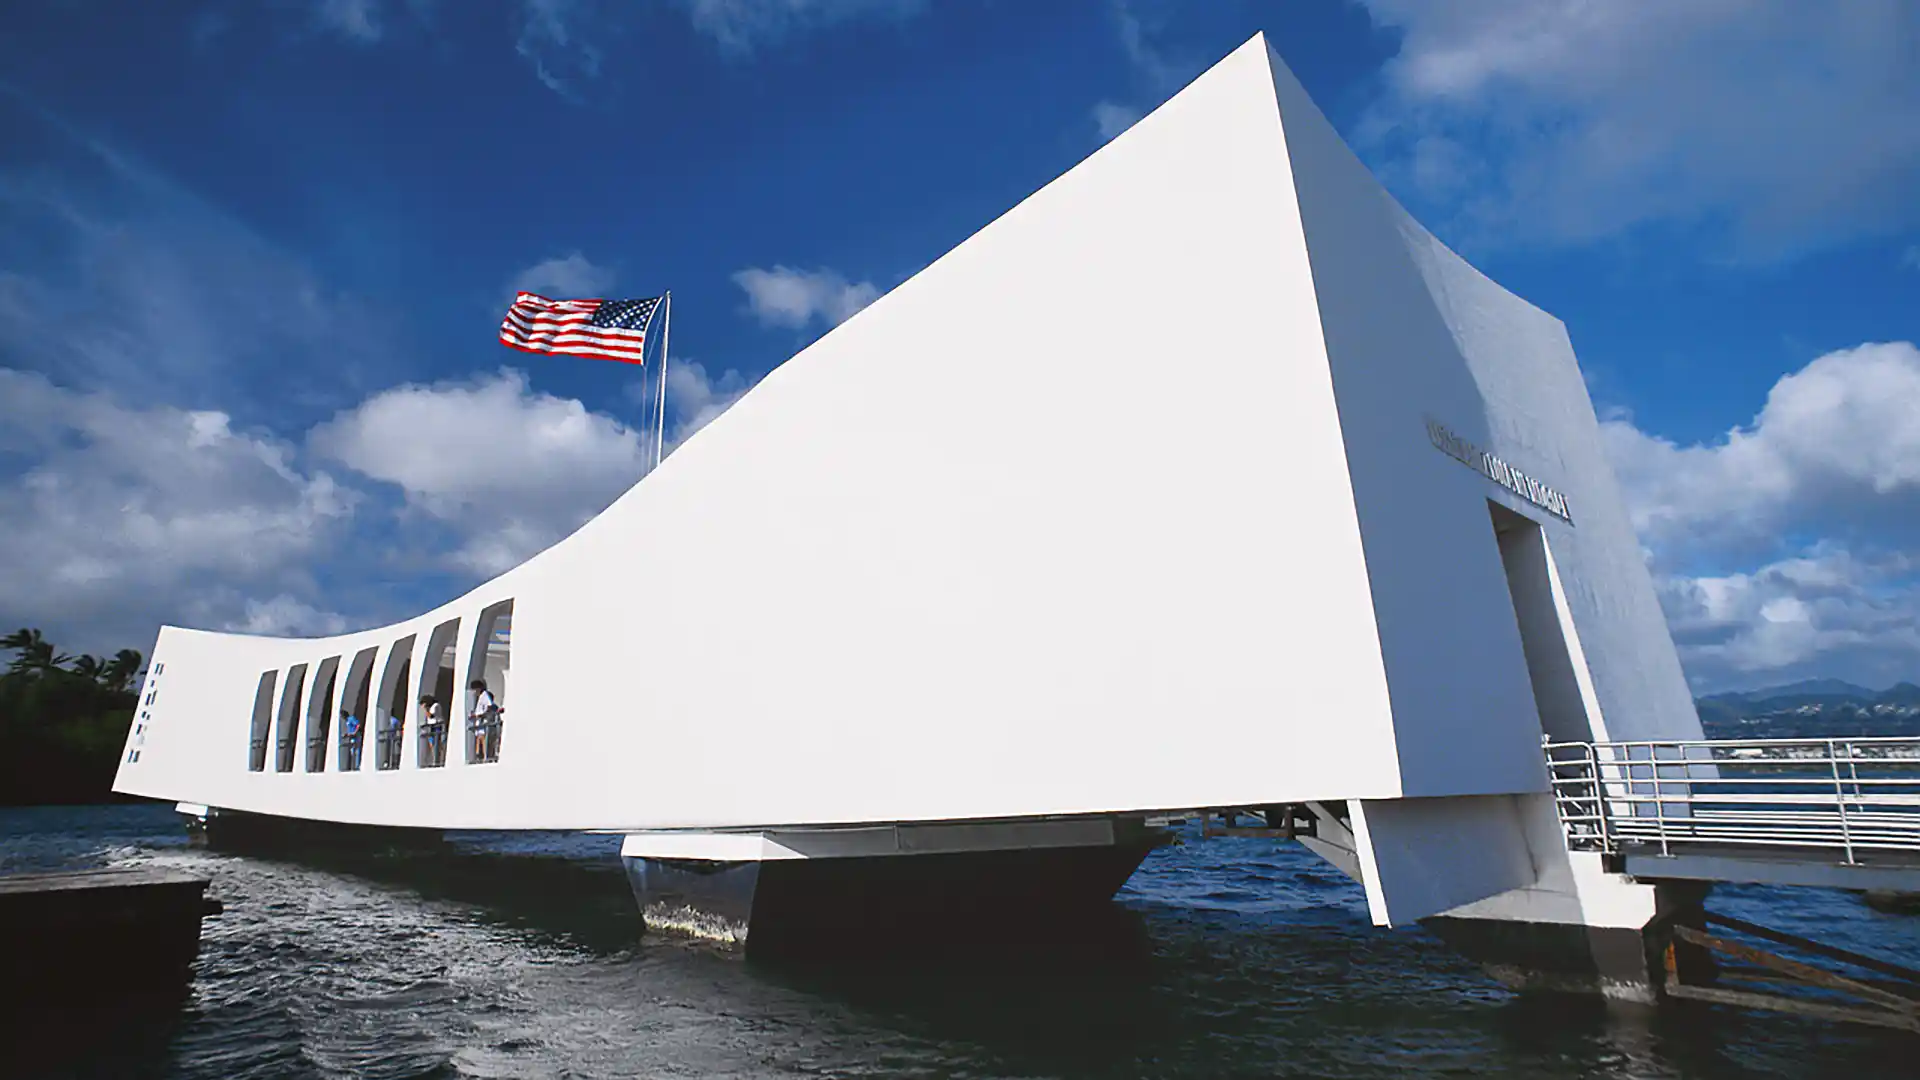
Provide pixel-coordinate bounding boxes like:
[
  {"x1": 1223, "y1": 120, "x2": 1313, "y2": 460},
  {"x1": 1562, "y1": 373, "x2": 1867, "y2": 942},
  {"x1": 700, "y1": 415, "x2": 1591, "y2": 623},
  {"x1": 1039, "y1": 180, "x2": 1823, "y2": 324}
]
[{"x1": 0, "y1": 867, "x2": 221, "y2": 1000}]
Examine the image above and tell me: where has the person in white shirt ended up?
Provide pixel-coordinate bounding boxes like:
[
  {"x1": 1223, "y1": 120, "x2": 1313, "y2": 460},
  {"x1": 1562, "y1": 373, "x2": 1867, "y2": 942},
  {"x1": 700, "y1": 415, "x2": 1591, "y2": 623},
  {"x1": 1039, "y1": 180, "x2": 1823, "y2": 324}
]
[
  {"x1": 468, "y1": 678, "x2": 499, "y2": 761},
  {"x1": 417, "y1": 694, "x2": 443, "y2": 766}
]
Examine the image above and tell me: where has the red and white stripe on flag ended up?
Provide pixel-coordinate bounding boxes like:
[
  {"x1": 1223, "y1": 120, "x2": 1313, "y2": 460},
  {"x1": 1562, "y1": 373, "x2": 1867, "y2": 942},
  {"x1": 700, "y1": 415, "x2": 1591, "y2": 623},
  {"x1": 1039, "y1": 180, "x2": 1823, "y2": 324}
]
[{"x1": 498, "y1": 292, "x2": 654, "y2": 364}]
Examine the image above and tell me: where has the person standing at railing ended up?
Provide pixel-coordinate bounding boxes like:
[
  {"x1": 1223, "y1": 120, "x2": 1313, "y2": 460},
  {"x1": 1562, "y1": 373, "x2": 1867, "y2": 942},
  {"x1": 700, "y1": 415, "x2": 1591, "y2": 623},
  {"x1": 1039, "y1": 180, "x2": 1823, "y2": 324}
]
[
  {"x1": 384, "y1": 709, "x2": 404, "y2": 769},
  {"x1": 419, "y1": 695, "x2": 444, "y2": 766},
  {"x1": 341, "y1": 707, "x2": 362, "y2": 770},
  {"x1": 469, "y1": 678, "x2": 498, "y2": 762}
]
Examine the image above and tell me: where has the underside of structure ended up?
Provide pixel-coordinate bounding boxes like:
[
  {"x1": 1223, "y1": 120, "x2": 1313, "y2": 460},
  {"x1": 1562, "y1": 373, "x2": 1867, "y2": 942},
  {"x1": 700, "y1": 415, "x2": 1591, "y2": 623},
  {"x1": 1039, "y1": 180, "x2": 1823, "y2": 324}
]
[{"x1": 116, "y1": 34, "x2": 1734, "y2": 999}]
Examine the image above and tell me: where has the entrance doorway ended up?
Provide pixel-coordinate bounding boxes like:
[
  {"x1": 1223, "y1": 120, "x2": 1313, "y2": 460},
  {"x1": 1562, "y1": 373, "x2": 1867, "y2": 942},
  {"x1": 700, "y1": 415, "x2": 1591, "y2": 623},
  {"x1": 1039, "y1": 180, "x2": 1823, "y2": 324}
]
[{"x1": 1489, "y1": 501, "x2": 1598, "y2": 745}]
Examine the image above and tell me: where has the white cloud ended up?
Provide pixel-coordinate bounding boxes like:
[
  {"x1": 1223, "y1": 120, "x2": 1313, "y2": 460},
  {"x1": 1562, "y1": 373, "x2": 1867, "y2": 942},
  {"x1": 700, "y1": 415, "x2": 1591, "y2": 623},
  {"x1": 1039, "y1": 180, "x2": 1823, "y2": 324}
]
[
  {"x1": 1358, "y1": 0, "x2": 1920, "y2": 257},
  {"x1": 0, "y1": 369, "x2": 357, "y2": 656},
  {"x1": 515, "y1": 0, "x2": 603, "y2": 100},
  {"x1": 1111, "y1": 0, "x2": 1183, "y2": 91},
  {"x1": 314, "y1": 0, "x2": 384, "y2": 41},
  {"x1": 665, "y1": 360, "x2": 755, "y2": 447},
  {"x1": 1601, "y1": 341, "x2": 1920, "y2": 553},
  {"x1": 220, "y1": 594, "x2": 357, "y2": 638},
  {"x1": 509, "y1": 251, "x2": 616, "y2": 300},
  {"x1": 1601, "y1": 341, "x2": 1920, "y2": 690},
  {"x1": 731, "y1": 265, "x2": 878, "y2": 330},
  {"x1": 0, "y1": 114, "x2": 387, "y2": 417},
  {"x1": 1092, "y1": 101, "x2": 1141, "y2": 141},
  {"x1": 309, "y1": 368, "x2": 650, "y2": 575},
  {"x1": 683, "y1": 0, "x2": 927, "y2": 54},
  {"x1": 1657, "y1": 549, "x2": 1920, "y2": 690},
  {"x1": 1092, "y1": 1, "x2": 1195, "y2": 143}
]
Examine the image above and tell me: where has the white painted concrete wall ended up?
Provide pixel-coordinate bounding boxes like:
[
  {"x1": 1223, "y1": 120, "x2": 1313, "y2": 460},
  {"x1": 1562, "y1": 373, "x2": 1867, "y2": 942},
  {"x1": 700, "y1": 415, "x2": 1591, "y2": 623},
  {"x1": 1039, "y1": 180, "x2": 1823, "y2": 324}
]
[{"x1": 115, "y1": 36, "x2": 1700, "y2": 927}]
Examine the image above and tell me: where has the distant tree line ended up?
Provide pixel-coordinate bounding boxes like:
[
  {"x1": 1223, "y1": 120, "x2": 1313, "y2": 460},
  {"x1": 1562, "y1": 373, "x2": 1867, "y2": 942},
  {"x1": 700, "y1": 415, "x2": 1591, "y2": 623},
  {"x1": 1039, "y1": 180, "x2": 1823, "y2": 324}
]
[{"x1": 0, "y1": 628, "x2": 145, "y2": 805}]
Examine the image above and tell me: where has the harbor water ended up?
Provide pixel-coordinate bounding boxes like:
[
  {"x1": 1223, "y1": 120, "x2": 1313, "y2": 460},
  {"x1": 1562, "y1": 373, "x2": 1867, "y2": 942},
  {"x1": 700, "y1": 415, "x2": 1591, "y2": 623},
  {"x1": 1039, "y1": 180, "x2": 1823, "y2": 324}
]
[{"x1": 3, "y1": 802, "x2": 1916, "y2": 1079}]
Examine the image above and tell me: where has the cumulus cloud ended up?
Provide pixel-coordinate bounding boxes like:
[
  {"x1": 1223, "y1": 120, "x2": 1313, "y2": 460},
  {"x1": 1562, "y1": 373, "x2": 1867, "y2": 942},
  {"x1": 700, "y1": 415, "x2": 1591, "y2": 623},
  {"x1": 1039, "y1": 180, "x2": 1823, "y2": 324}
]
[
  {"x1": 1601, "y1": 342, "x2": 1920, "y2": 554},
  {"x1": 1657, "y1": 548, "x2": 1920, "y2": 684},
  {"x1": 1092, "y1": 101, "x2": 1141, "y2": 141},
  {"x1": 1092, "y1": 1, "x2": 1196, "y2": 144},
  {"x1": 220, "y1": 594, "x2": 357, "y2": 638},
  {"x1": 509, "y1": 251, "x2": 616, "y2": 300},
  {"x1": 1358, "y1": 0, "x2": 1920, "y2": 257},
  {"x1": 1602, "y1": 341, "x2": 1920, "y2": 690},
  {"x1": 683, "y1": 0, "x2": 928, "y2": 54},
  {"x1": 310, "y1": 368, "x2": 650, "y2": 575},
  {"x1": 0, "y1": 107, "x2": 389, "y2": 419},
  {"x1": 515, "y1": 0, "x2": 604, "y2": 100},
  {"x1": 732, "y1": 265, "x2": 879, "y2": 330},
  {"x1": 665, "y1": 360, "x2": 755, "y2": 446},
  {"x1": 512, "y1": 0, "x2": 924, "y2": 97},
  {"x1": 0, "y1": 370, "x2": 358, "y2": 655},
  {"x1": 314, "y1": 0, "x2": 384, "y2": 41}
]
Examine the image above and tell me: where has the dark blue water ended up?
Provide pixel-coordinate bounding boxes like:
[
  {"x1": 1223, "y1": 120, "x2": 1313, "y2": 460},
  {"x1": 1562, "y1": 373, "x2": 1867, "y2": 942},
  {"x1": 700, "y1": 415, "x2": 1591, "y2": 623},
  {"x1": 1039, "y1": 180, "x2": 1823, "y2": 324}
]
[{"x1": 3, "y1": 803, "x2": 1917, "y2": 1078}]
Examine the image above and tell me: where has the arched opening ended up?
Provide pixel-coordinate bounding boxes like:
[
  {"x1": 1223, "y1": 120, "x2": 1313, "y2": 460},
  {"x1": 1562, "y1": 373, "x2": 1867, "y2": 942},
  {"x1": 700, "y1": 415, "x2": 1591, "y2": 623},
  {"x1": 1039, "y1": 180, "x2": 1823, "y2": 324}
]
[
  {"x1": 305, "y1": 655, "x2": 341, "y2": 772},
  {"x1": 249, "y1": 671, "x2": 276, "y2": 771},
  {"x1": 376, "y1": 636, "x2": 415, "y2": 771},
  {"x1": 275, "y1": 663, "x2": 308, "y2": 772},
  {"x1": 416, "y1": 618, "x2": 460, "y2": 768},
  {"x1": 337, "y1": 646, "x2": 377, "y2": 771},
  {"x1": 466, "y1": 600, "x2": 513, "y2": 764}
]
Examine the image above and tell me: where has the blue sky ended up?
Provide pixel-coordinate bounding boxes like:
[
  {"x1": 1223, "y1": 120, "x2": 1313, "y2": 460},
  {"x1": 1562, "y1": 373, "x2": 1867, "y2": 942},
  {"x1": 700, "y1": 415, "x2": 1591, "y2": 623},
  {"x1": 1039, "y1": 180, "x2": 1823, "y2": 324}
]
[{"x1": 1, "y1": 0, "x2": 1917, "y2": 693}]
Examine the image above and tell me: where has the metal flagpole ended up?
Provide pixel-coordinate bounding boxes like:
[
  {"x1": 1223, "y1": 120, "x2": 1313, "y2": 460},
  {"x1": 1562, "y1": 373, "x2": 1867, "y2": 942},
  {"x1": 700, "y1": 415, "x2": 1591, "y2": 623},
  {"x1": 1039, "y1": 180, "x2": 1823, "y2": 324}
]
[{"x1": 654, "y1": 291, "x2": 671, "y2": 473}]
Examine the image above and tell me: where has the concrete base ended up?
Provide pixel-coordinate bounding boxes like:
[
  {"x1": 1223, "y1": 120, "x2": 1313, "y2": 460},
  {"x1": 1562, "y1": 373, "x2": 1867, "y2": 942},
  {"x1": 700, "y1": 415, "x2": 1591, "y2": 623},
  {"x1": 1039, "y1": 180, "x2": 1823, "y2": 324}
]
[
  {"x1": 1423, "y1": 905, "x2": 1712, "y2": 1004},
  {"x1": 622, "y1": 817, "x2": 1168, "y2": 955}
]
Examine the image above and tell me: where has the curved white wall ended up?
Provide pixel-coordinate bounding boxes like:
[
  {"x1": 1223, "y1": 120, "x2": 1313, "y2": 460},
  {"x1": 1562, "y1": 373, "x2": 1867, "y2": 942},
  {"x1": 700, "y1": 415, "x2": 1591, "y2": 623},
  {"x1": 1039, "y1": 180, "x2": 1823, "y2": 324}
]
[{"x1": 113, "y1": 36, "x2": 1699, "y2": 841}]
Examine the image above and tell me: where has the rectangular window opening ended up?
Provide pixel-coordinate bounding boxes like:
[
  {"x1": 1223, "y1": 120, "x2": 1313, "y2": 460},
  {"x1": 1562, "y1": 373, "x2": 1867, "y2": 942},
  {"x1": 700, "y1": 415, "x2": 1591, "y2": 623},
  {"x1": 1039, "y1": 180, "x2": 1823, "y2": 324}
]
[
  {"x1": 275, "y1": 663, "x2": 308, "y2": 772},
  {"x1": 465, "y1": 600, "x2": 513, "y2": 765},
  {"x1": 1490, "y1": 501, "x2": 1596, "y2": 744},
  {"x1": 337, "y1": 646, "x2": 377, "y2": 772},
  {"x1": 376, "y1": 637, "x2": 415, "y2": 771},
  {"x1": 416, "y1": 618, "x2": 461, "y2": 768},
  {"x1": 249, "y1": 671, "x2": 277, "y2": 771},
  {"x1": 305, "y1": 656, "x2": 341, "y2": 772}
]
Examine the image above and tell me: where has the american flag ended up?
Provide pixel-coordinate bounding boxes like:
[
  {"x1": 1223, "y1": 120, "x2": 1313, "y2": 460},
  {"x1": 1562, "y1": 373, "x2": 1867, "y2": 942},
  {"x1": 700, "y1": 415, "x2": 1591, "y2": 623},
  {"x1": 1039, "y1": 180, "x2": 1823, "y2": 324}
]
[{"x1": 498, "y1": 293, "x2": 660, "y2": 364}]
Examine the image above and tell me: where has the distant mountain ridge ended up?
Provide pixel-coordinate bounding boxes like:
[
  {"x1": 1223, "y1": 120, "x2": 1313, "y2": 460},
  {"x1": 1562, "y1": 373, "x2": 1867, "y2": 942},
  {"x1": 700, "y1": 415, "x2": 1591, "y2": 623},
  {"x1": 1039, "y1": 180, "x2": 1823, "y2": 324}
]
[
  {"x1": 1701, "y1": 678, "x2": 1881, "y2": 705},
  {"x1": 1696, "y1": 679, "x2": 1920, "y2": 730}
]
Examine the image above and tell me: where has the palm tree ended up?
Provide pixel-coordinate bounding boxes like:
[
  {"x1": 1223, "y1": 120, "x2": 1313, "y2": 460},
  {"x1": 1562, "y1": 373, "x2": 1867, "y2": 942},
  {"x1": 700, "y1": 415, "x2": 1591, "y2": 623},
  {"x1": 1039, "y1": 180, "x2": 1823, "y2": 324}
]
[
  {"x1": 69, "y1": 654, "x2": 105, "y2": 682},
  {"x1": 102, "y1": 649, "x2": 145, "y2": 693},
  {"x1": 1, "y1": 627, "x2": 71, "y2": 677}
]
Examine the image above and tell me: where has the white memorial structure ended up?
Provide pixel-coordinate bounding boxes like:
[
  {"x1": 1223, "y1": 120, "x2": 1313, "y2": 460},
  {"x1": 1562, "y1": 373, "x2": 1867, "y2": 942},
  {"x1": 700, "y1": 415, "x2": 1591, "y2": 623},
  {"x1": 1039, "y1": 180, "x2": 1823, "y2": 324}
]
[{"x1": 114, "y1": 34, "x2": 1706, "y2": 997}]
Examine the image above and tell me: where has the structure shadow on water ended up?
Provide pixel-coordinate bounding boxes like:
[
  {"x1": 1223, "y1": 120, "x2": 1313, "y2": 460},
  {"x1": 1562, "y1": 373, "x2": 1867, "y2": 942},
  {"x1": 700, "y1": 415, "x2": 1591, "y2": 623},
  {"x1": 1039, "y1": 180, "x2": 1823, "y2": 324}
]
[
  {"x1": 1, "y1": 995, "x2": 192, "y2": 1080},
  {"x1": 204, "y1": 828, "x2": 644, "y2": 956}
]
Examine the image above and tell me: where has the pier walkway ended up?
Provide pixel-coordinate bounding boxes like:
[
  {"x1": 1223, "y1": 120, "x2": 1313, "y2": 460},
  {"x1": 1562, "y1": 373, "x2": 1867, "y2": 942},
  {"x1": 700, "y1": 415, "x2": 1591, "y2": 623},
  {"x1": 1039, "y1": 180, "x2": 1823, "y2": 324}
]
[{"x1": 1546, "y1": 736, "x2": 1920, "y2": 893}]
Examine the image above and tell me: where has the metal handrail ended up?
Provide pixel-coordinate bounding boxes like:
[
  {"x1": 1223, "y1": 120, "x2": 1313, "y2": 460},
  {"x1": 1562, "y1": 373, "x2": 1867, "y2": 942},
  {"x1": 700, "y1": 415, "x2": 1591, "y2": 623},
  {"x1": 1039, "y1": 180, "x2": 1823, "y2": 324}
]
[
  {"x1": 468, "y1": 710, "x2": 504, "y2": 765},
  {"x1": 376, "y1": 725, "x2": 403, "y2": 770},
  {"x1": 1545, "y1": 737, "x2": 1920, "y2": 866}
]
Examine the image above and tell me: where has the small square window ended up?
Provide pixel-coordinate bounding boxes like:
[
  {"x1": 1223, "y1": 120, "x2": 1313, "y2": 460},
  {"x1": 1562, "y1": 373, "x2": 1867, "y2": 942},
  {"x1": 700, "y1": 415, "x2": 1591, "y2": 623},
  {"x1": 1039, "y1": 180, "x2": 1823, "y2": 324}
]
[{"x1": 155, "y1": 663, "x2": 164, "y2": 674}]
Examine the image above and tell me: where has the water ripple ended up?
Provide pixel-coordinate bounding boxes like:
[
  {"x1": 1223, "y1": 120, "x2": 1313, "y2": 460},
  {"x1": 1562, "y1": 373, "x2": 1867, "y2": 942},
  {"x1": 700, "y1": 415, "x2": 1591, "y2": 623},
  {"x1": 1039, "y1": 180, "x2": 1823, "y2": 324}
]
[{"x1": 2, "y1": 804, "x2": 1916, "y2": 1078}]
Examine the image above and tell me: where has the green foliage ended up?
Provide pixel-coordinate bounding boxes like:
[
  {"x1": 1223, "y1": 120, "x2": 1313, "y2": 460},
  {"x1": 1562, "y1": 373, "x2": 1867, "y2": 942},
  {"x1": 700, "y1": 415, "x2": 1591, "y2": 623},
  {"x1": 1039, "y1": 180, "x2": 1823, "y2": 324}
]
[{"x1": 0, "y1": 628, "x2": 144, "y2": 805}]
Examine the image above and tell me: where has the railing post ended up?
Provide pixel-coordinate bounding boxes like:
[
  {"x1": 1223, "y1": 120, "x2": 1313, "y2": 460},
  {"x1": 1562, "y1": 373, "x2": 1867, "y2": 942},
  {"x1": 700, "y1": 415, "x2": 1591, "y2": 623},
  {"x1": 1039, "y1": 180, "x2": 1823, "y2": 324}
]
[
  {"x1": 1651, "y1": 744, "x2": 1669, "y2": 856},
  {"x1": 1590, "y1": 742, "x2": 1611, "y2": 853},
  {"x1": 1829, "y1": 739, "x2": 1856, "y2": 865}
]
